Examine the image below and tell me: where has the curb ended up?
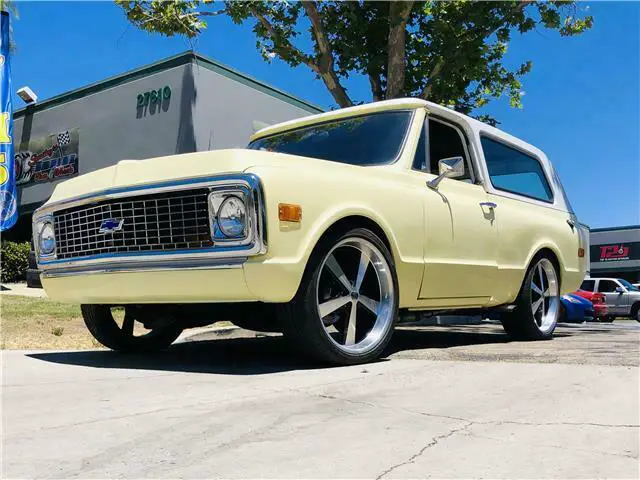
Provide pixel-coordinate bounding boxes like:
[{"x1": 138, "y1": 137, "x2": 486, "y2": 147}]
[{"x1": 175, "y1": 324, "x2": 240, "y2": 343}]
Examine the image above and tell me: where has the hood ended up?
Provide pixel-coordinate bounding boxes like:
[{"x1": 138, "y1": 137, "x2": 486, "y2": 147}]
[{"x1": 45, "y1": 148, "x2": 363, "y2": 205}]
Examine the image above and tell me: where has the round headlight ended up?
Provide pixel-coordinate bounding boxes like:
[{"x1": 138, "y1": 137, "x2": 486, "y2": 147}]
[
  {"x1": 217, "y1": 195, "x2": 247, "y2": 238},
  {"x1": 38, "y1": 221, "x2": 56, "y2": 255}
]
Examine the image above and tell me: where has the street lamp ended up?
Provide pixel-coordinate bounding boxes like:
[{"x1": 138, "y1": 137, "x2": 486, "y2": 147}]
[{"x1": 16, "y1": 86, "x2": 37, "y2": 104}]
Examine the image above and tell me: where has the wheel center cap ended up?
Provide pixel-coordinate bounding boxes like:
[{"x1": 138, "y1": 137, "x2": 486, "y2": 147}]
[{"x1": 350, "y1": 291, "x2": 359, "y2": 300}]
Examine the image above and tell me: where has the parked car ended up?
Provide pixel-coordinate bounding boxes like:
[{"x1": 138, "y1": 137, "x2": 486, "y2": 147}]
[
  {"x1": 572, "y1": 290, "x2": 610, "y2": 321},
  {"x1": 33, "y1": 99, "x2": 589, "y2": 364},
  {"x1": 559, "y1": 294, "x2": 594, "y2": 323},
  {"x1": 579, "y1": 278, "x2": 640, "y2": 322}
]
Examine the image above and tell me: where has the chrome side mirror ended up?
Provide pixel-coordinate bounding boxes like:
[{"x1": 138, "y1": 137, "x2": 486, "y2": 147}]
[
  {"x1": 615, "y1": 286, "x2": 625, "y2": 294},
  {"x1": 427, "y1": 156, "x2": 465, "y2": 190}
]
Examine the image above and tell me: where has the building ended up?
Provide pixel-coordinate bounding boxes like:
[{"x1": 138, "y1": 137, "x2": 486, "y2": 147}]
[
  {"x1": 589, "y1": 225, "x2": 640, "y2": 282},
  {"x1": 7, "y1": 51, "x2": 322, "y2": 242}
]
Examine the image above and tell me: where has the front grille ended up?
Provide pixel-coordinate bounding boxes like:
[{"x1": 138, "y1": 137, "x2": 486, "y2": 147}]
[{"x1": 53, "y1": 189, "x2": 212, "y2": 260}]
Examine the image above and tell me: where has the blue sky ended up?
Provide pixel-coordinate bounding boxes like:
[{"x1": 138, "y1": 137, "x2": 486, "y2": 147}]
[{"x1": 8, "y1": 1, "x2": 640, "y2": 228}]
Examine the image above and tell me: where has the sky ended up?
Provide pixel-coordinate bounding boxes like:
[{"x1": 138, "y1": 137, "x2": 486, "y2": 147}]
[{"x1": 7, "y1": 1, "x2": 640, "y2": 228}]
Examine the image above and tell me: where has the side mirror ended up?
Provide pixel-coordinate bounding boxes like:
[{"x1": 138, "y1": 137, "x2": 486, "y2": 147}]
[
  {"x1": 427, "y1": 156, "x2": 465, "y2": 190},
  {"x1": 615, "y1": 286, "x2": 625, "y2": 294}
]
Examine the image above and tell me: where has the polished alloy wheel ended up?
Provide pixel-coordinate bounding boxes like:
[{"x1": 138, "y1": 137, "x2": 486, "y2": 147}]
[
  {"x1": 530, "y1": 258, "x2": 559, "y2": 334},
  {"x1": 315, "y1": 237, "x2": 395, "y2": 355}
]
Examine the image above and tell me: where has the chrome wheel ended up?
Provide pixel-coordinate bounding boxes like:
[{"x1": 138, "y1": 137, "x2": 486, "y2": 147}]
[
  {"x1": 316, "y1": 237, "x2": 395, "y2": 355},
  {"x1": 530, "y1": 258, "x2": 559, "y2": 334}
]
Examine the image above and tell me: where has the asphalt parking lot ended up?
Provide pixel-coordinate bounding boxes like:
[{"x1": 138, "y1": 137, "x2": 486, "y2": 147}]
[{"x1": 3, "y1": 321, "x2": 639, "y2": 479}]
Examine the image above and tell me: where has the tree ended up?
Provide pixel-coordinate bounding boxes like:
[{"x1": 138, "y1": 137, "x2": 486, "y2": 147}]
[{"x1": 116, "y1": 0, "x2": 592, "y2": 123}]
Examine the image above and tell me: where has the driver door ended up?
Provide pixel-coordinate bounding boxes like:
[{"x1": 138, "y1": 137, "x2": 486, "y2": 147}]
[
  {"x1": 414, "y1": 117, "x2": 499, "y2": 306},
  {"x1": 596, "y1": 279, "x2": 627, "y2": 315}
]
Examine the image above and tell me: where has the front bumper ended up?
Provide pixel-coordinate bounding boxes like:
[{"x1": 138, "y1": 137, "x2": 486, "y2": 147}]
[{"x1": 41, "y1": 259, "x2": 303, "y2": 304}]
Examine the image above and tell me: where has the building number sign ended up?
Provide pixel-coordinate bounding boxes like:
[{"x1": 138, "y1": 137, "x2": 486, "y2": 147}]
[{"x1": 137, "y1": 86, "x2": 172, "y2": 108}]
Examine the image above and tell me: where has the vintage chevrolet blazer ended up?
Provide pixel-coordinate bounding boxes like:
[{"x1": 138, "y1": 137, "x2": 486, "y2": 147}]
[{"x1": 33, "y1": 99, "x2": 589, "y2": 364}]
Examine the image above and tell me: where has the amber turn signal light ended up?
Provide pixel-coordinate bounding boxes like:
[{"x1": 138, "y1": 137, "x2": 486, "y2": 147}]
[
  {"x1": 279, "y1": 203, "x2": 302, "y2": 222},
  {"x1": 578, "y1": 248, "x2": 585, "y2": 258}
]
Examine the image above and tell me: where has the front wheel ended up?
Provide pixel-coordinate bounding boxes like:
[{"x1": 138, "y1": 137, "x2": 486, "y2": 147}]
[
  {"x1": 82, "y1": 305, "x2": 183, "y2": 353},
  {"x1": 279, "y1": 228, "x2": 399, "y2": 365},
  {"x1": 500, "y1": 255, "x2": 560, "y2": 340}
]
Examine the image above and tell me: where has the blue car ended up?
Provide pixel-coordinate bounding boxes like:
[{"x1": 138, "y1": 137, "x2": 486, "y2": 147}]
[{"x1": 559, "y1": 293, "x2": 594, "y2": 323}]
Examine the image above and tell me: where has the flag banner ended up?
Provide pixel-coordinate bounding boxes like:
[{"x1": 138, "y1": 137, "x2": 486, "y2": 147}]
[
  {"x1": 16, "y1": 128, "x2": 80, "y2": 186},
  {"x1": 0, "y1": 11, "x2": 17, "y2": 231}
]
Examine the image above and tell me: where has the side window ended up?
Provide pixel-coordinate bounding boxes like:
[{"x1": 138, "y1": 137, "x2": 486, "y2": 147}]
[
  {"x1": 412, "y1": 125, "x2": 427, "y2": 171},
  {"x1": 580, "y1": 280, "x2": 595, "y2": 292},
  {"x1": 481, "y1": 136, "x2": 553, "y2": 202},
  {"x1": 428, "y1": 119, "x2": 472, "y2": 181},
  {"x1": 597, "y1": 280, "x2": 619, "y2": 293}
]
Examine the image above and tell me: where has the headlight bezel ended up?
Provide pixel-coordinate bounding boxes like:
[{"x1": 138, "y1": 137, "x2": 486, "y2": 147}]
[
  {"x1": 33, "y1": 215, "x2": 57, "y2": 260},
  {"x1": 207, "y1": 184, "x2": 256, "y2": 247}
]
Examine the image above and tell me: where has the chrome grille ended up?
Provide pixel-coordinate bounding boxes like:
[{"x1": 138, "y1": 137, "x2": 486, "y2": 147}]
[{"x1": 53, "y1": 189, "x2": 212, "y2": 260}]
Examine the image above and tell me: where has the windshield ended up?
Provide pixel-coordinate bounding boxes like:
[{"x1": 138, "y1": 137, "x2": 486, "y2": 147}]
[
  {"x1": 619, "y1": 279, "x2": 639, "y2": 291},
  {"x1": 248, "y1": 110, "x2": 413, "y2": 166}
]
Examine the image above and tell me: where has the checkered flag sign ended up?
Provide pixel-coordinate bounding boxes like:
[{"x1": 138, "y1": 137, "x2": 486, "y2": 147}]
[{"x1": 57, "y1": 130, "x2": 71, "y2": 147}]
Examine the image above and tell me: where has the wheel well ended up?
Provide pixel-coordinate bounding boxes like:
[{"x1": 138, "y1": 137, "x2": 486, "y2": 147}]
[{"x1": 316, "y1": 215, "x2": 393, "y2": 258}]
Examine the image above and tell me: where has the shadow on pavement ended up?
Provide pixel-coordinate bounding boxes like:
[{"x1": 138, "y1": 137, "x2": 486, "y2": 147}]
[
  {"x1": 27, "y1": 325, "x2": 521, "y2": 375},
  {"x1": 29, "y1": 322, "x2": 633, "y2": 374}
]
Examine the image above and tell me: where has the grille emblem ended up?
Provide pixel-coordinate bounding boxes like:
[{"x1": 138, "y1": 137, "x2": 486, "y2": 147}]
[{"x1": 99, "y1": 218, "x2": 124, "y2": 234}]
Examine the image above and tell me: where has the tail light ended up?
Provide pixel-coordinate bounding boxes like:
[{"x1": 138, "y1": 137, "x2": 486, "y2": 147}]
[{"x1": 592, "y1": 293, "x2": 606, "y2": 304}]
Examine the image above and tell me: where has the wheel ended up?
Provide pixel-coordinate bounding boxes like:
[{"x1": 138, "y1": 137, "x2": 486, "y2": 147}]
[
  {"x1": 81, "y1": 304, "x2": 183, "y2": 353},
  {"x1": 631, "y1": 303, "x2": 640, "y2": 323},
  {"x1": 500, "y1": 255, "x2": 560, "y2": 340},
  {"x1": 278, "y1": 228, "x2": 399, "y2": 365},
  {"x1": 600, "y1": 315, "x2": 615, "y2": 323}
]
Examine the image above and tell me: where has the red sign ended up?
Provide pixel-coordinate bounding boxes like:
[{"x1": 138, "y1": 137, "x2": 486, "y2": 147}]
[{"x1": 599, "y1": 245, "x2": 630, "y2": 260}]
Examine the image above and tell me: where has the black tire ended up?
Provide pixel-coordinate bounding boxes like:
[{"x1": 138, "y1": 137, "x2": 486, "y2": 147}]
[
  {"x1": 81, "y1": 304, "x2": 182, "y2": 353},
  {"x1": 631, "y1": 303, "x2": 640, "y2": 323},
  {"x1": 600, "y1": 315, "x2": 615, "y2": 323},
  {"x1": 500, "y1": 253, "x2": 560, "y2": 340},
  {"x1": 278, "y1": 227, "x2": 399, "y2": 365}
]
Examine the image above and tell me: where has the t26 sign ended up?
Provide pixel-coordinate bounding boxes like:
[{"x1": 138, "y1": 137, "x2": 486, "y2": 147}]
[{"x1": 591, "y1": 242, "x2": 640, "y2": 263}]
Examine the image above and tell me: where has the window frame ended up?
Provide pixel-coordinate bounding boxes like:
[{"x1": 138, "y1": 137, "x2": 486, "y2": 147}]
[
  {"x1": 597, "y1": 279, "x2": 622, "y2": 293},
  {"x1": 479, "y1": 132, "x2": 555, "y2": 205},
  {"x1": 412, "y1": 115, "x2": 478, "y2": 185},
  {"x1": 580, "y1": 279, "x2": 595, "y2": 292},
  {"x1": 247, "y1": 109, "x2": 416, "y2": 167}
]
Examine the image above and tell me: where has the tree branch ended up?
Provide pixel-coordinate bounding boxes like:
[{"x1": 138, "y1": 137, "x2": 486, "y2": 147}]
[
  {"x1": 368, "y1": 73, "x2": 383, "y2": 101},
  {"x1": 386, "y1": 0, "x2": 414, "y2": 99},
  {"x1": 420, "y1": 58, "x2": 444, "y2": 100},
  {"x1": 302, "y1": 0, "x2": 353, "y2": 107},
  {"x1": 248, "y1": 6, "x2": 318, "y2": 72}
]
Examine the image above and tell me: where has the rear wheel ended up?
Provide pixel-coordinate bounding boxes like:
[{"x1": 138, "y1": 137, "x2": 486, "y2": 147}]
[
  {"x1": 81, "y1": 304, "x2": 182, "y2": 353},
  {"x1": 500, "y1": 255, "x2": 560, "y2": 340},
  {"x1": 279, "y1": 228, "x2": 398, "y2": 365},
  {"x1": 631, "y1": 303, "x2": 640, "y2": 323}
]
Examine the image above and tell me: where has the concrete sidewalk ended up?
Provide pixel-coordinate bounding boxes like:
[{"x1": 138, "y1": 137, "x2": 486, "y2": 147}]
[{"x1": 1, "y1": 282, "x2": 47, "y2": 298}]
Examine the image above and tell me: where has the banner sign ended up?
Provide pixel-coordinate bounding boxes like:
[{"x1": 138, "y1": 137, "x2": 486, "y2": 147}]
[
  {"x1": 0, "y1": 11, "x2": 17, "y2": 231},
  {"x1": 15, "y1": 128, "x2": 79, "y2": 186},
  {"x1": 590, "y1": 242, "x2": 640, "y2": 263}
]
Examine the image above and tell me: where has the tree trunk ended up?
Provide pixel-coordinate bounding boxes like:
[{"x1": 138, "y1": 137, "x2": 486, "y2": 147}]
[{"x1": 386, "y1": 1, "x2": 414, "y2": 99}]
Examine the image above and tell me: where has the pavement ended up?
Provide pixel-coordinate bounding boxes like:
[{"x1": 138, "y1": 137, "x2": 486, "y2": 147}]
[
  {"x1": 2, "y1": 321, "x2": 639, "y2": 479},
  {"x1": 0, "y1": 283, "x2": 47, "y2": 298}
]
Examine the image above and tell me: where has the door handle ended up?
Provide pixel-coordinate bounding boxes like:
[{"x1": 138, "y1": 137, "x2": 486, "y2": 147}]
[{"x1": 479, "y1": 202, "x2": 497, "y2": 209}]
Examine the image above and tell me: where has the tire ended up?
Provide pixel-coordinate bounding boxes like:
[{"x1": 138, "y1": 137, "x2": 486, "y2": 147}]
[
  {"x1": 278, "y1": 227, "x2": 399, "y2": 365},
  {"x1": 600, "y1": 316, "x2": 615, "y2": 323},
  {"x1": 500, "y1": 254, "x2": 560, "y2": 340},
  {"x1": 631, "y1": 303, "x2": 640, "y2": 323},
  {"x1": 81, "y1": 304, "x2": 183, "y2": 353}
]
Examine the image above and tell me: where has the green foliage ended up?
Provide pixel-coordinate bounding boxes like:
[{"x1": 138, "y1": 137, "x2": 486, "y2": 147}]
[
  {"x1": 116, "y1": 0, "x2": 593, "y2": 123},
  {"x1": 1, "y1": 241, "x2": 31, "y2": 283}
]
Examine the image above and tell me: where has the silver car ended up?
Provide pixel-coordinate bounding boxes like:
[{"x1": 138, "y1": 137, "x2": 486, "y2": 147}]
[{"x1": 580, "y1": 278, "x2": 640, "y2": 321}]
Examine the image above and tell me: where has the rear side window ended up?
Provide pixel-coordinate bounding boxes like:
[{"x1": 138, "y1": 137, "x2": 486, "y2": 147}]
[
  {"x1": 597, "y1": 280, "x2": 619, "y2": 293},
  {"x1": 481, "y1": 136, "x2": 553, "y2": 202},
  {"x1": 580, "y1": 280, "x2": 595, "y2": 292}
]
